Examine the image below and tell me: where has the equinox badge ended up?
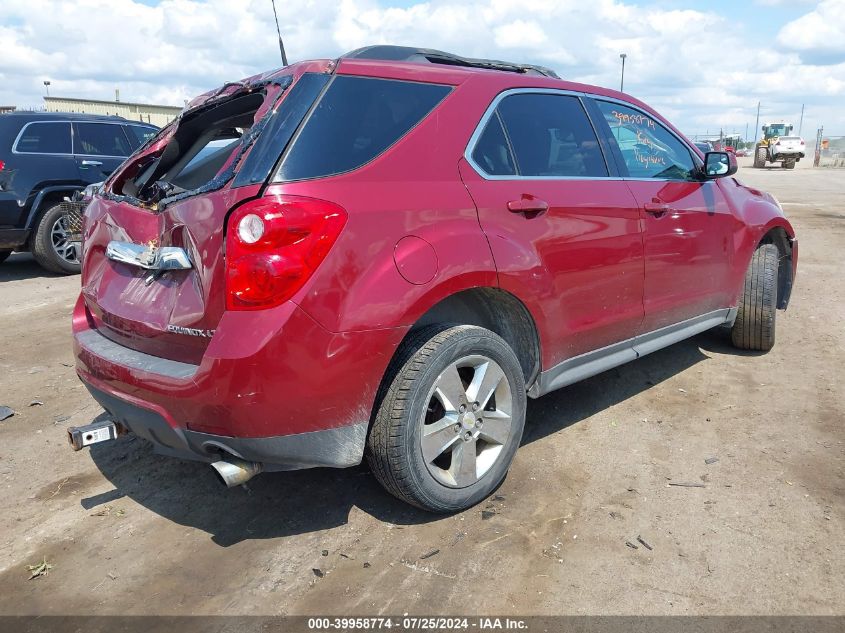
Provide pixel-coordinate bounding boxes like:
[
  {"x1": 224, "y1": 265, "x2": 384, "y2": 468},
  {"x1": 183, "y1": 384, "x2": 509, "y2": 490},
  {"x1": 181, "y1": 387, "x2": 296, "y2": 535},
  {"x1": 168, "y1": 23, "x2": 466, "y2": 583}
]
[{"x1": 166, "y1": 325, "x2": 215, "y2": 338}]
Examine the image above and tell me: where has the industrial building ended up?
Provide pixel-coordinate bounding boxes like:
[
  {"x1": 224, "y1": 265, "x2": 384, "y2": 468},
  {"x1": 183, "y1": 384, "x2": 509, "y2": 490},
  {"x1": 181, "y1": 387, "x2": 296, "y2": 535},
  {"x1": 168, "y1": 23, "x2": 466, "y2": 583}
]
[{"x1": 43, "y1": 93, "x2": 181, "y2": 127}]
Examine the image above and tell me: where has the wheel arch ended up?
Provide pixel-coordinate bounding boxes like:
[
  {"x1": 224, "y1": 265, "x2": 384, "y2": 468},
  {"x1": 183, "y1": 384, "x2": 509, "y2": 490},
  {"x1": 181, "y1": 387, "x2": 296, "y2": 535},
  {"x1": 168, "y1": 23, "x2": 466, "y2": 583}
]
[
  {"x1": 24, "y1": 185, "x2": 84, "y2": 245},
  {"x1": 759, "y1": 225, "x2": 795, "y2": 309},
  {"x1": 371, "y1": 287, "x2": 542, "y2": 430},
  {"x1": 409, "y1": 287, "x2": 541, "y2": 387}
]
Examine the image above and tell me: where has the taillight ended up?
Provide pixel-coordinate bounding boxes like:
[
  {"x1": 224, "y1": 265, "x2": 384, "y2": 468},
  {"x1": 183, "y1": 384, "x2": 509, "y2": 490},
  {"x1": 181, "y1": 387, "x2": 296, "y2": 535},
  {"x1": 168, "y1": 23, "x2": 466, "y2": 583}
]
[
  {"x1": 0, "y1": 160, "x2": 5, "y2": 171},
  {"x1": 225, "y1": 194, "x2": 347, "y2": 311},
  {"x1": 800, "y1": 140, "x2": 805, "y2": 145}
]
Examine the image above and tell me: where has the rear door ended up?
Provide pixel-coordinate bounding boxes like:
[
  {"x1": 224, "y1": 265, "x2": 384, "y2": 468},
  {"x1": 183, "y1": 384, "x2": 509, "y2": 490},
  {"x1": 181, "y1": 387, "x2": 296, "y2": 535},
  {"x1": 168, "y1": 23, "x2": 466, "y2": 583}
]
[
  {"x1": 6, "y1": 121, "x2": 77, "y2": 228},
  {"x1": 591, "y1": 99, "x2": 741, "y2": 333},
  {"x1": 72, "y1": 122, "x2": 134, "y2": 182},
  {"x1": 123, "y1": 124, "x2": 159, "y2": 151},
  {"x1": 460, "y1": 90, "x2": 644, "y2": 368}
]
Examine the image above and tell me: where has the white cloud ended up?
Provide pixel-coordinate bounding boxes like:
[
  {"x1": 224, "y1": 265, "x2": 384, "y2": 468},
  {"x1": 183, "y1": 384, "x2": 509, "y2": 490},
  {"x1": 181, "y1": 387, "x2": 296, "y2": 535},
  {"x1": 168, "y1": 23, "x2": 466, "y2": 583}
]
[
  {"x1": 494, "y1": 20, "x2": 549, "y2": 51},
  {"x1": 0, "y1": 0, "x2": 842, "y2": 137},
  {"x1": 756, "y1": 0, "x2": 815, "y2": 6},
  {"x1": 777, "y1": 0, "x2": 845, "y2": 60}
]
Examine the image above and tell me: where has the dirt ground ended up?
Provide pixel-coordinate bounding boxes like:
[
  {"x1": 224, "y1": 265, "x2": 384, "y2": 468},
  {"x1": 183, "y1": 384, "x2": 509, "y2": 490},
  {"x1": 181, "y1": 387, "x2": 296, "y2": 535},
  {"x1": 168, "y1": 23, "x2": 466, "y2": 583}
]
[{"x1": 0, "y1": 157, "x2": 842, "y2": 617}]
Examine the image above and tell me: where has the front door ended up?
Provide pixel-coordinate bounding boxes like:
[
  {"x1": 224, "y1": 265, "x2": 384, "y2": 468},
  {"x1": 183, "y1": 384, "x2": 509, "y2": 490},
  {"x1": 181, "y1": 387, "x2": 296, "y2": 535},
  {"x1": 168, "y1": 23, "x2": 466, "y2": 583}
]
[
  {"x1": 460, "y1": 91, "x2": 645, "y2": 370},
  {"x1": 591, "y1": 99, "x2": 741, "y2": 333}
]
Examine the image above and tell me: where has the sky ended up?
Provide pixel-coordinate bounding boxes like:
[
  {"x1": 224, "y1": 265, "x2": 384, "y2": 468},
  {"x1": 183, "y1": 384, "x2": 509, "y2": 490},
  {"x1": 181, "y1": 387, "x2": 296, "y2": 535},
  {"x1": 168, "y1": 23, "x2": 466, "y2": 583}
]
[{"x1": 1, "y1": 0, "x2": 844, "y2": 139}]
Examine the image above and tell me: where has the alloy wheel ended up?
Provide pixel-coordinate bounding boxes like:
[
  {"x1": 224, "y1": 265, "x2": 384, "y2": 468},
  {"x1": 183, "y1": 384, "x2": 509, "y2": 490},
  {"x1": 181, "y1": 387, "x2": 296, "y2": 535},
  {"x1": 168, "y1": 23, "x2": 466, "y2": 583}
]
[
  {"x1": 420, "y1": 355, "x2": 513, "y2": 488},
  {"x1": 50, "y1": 213, "x2": 80, "y2": 264}
]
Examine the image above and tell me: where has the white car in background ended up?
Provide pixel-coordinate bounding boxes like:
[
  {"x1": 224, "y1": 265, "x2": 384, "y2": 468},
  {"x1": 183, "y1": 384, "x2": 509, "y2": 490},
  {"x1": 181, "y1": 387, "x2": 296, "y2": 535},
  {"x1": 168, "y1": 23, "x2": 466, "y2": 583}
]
[{"x1": 770, "y1": 136, "x2": 806, "y2": 163}]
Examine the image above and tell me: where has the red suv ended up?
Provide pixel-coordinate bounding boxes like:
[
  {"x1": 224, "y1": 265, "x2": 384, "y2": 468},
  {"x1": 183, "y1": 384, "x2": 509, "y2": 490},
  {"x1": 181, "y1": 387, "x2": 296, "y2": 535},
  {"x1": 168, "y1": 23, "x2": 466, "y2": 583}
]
[{"x1": 70, "y1": 46, "x2": 797, "y2": 512}]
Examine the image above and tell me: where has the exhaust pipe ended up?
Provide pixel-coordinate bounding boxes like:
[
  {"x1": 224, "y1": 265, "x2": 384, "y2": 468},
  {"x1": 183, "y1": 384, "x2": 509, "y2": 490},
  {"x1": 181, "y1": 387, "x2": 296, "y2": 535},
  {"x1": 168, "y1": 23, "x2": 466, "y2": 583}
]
[{"x1": 210, "y1": 457, "x2": 263, "y2": 488}]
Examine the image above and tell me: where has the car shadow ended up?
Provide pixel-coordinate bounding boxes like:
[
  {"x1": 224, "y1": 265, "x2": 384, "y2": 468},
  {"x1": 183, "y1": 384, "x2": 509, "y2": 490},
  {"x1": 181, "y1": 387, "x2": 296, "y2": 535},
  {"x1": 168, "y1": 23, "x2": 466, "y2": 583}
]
[
  {"x1": 86, "y1": 434, "x2": 432, "y2": 547},
  {"x1": 84, "y1": 328, "x2": 730, "y2": 546},
  {"x1": 0, "y1": 252, "x2": 66, "y2": 281}
]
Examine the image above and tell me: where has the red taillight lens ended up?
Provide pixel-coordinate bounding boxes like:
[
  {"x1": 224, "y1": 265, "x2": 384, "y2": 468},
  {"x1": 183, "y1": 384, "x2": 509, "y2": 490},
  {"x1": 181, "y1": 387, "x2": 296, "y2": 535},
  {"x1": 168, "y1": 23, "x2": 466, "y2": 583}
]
[
  {"x1": 0, "y1": 160, "x2": 5, "y2": 171},
  {"x1": 225, "y1": 195, "x2": 347, "y2": 311},
  {"x1": 800, "y1": 140, "x2": 805, "y2": 145}
]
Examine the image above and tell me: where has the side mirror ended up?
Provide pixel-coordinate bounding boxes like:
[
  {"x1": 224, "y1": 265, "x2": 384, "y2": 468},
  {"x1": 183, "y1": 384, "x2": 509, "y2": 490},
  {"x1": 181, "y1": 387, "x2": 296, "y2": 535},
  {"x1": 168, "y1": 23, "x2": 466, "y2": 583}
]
[{"x1": 703, "y1": 151, "x2": 737, "y2": 179}]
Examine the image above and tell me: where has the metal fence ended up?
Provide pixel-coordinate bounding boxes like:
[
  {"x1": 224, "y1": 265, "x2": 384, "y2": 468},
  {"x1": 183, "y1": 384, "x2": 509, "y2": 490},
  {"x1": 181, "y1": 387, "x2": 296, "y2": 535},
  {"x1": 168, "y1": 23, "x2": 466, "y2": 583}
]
[
  {"x1": 813, "y1": 131, "x2": 845, "y2": 168},
  {"x1": 59, "y1": 199, "x2": 85, "y2": 243}
]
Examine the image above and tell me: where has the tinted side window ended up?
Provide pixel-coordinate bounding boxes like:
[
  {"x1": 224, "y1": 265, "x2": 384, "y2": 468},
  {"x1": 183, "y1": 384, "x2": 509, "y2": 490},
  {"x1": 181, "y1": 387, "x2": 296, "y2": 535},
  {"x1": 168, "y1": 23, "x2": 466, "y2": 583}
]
[
  {"x1": 276, "y1": 76, "x2": 451, "y2": 181},
  {"x1": 595, "y1": 101, "x2": 695, "y2": 180},
  {"x1": 497, "y1": 94, "x2": 608, "y2": 178},
  {"x1": 124, "y1": 125, "x2": 158, "y2": 149},
  {"x1": 234, "y1": 73, "x2": 330, "y2": 187},
  {"x1": 471, "y1": 112, "x2": 516, "y2": 176},
  {"x1": 73, "y1": 123, "x2": 133, "y2": 157},
  {"x1": 14, "y1": 122, "x2": 72, "y2": 154}
]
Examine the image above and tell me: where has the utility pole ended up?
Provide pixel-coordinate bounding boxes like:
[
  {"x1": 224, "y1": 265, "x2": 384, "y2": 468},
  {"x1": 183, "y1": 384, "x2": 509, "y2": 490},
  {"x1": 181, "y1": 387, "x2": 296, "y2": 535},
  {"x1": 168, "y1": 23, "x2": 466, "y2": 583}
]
[
  {"x1": 754, "y1": 101, "x2": 761, "y2": 144},
  {"x1": 798, "y1": 103, "x2": 805, "y2": 136},
  {"x1": 619, "y1": 53, "x2": 627, "y2": 92},
  {"x1": 745, "y1": 123, "x2": 748, "y2": 144},
  {"x1": 270, "y1": 0, "x2": 288, "y2": 66}
]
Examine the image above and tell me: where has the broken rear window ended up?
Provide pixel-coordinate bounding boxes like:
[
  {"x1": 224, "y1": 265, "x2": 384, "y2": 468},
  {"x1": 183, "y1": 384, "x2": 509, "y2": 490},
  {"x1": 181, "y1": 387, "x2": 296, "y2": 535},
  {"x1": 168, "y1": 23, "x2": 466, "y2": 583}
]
[{"x1": 109, "y1": 76, "x2": 293, "y2": 210}]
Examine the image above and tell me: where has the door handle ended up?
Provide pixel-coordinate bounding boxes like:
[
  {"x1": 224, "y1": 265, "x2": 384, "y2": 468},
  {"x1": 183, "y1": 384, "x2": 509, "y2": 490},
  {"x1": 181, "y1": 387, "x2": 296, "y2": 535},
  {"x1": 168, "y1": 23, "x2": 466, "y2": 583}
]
[
  {"x1": 80, "y1": 160, "x2": 103, "y2": 167},
  {"x1": 507, "y1": 198, "x2": 549, "y2": 214},
  {"x1": 644, "y1": 202, "x2": 671, "y2": 216}
]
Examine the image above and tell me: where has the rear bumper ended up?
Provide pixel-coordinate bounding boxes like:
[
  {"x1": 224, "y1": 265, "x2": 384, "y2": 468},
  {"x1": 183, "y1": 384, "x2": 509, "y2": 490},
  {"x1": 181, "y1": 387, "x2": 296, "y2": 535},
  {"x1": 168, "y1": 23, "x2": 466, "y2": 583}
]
[
  {"x1": 83, "y1": 382, "x2": 367, "y2": 470},
  {"x1": 73, "y1": 294, "x2": 407, "y2": 470}
]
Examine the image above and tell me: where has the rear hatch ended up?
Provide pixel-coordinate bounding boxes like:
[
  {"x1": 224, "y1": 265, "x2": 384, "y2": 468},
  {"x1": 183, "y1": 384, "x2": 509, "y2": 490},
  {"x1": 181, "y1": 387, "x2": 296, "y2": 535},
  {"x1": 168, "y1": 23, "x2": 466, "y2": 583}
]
[{"x1": 80, "y1": 65, "x2": 329, "y2": 364}]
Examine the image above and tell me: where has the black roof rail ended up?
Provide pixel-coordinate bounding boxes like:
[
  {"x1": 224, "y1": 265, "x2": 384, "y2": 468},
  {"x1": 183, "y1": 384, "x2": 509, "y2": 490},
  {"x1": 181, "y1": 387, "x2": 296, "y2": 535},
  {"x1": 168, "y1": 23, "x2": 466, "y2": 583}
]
[{"x1": 341, "y1": 45, "x2": 560, "y2": 79}]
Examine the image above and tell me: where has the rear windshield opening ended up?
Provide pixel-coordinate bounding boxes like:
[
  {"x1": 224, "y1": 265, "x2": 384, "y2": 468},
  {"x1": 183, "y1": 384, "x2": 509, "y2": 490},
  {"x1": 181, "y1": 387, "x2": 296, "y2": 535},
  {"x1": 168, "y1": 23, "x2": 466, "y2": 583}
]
[{"x1": 116, "y1": 91, "x2": 265, "y2": 205}]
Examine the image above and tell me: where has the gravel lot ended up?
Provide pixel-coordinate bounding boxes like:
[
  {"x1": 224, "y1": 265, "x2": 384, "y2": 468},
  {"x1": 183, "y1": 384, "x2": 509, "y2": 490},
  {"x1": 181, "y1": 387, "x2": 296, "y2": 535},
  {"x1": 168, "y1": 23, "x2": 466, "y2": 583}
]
[{"x1": 0, "y1": 157, "x2": 842, "y2": 616}]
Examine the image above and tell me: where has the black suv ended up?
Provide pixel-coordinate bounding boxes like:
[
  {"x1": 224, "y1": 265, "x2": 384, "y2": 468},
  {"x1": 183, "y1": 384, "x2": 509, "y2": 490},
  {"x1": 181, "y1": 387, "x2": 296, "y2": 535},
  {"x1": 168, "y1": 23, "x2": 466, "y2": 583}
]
[{"x1": 0, "y1": 112, "x2": 158, "y2": 273}]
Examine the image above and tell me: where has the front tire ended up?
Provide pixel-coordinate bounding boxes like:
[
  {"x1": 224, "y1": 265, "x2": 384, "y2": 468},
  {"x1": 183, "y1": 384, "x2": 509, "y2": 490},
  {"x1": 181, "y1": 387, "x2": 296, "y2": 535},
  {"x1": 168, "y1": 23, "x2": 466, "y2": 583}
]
[
  {"x1": 32, "y1": 204, "x2": 81, "y2": 274},
  {"x1": 0, "y1": 250, "x2": 11, "y2": 264},
  {"x1": 753, "y1": 146, "x2": 767, "y2": 168},
  {"x1": 731, "y1": 243, "x2": 779, "y2": 351},
  {"x1": 367, "y1": 325, "x2": 526, "y2": 512}
]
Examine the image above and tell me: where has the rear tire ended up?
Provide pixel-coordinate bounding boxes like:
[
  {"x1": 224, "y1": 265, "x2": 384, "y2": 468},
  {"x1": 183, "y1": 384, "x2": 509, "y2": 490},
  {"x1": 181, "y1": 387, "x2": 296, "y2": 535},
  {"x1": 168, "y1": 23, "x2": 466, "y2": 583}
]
[
  {"x1": 0, "y1": 250, "x2": 11, "y2": 264},
  {"x1": 731, "y1": 243, "x2": 779, "y2": 351},
  {"x1": 366, "y1": 325, "x2": 526, "y2": 513},
  {"x1": 785, "y1": 159, "x2": 796, "y2": 169},
  {"x1": 753, "y1": 146, "x2": 767, "y2": 168},
  {"x1": 31, "y1": 204, "x2": 82, "y2": 275}
]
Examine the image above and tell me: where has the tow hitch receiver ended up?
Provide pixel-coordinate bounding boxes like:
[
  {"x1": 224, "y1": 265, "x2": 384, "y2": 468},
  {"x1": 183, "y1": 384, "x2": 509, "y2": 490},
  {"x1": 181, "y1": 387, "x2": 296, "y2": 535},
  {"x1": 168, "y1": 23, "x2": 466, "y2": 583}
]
[{"x1": 67, "y1": 420, "x2": 125, "y2": 451}]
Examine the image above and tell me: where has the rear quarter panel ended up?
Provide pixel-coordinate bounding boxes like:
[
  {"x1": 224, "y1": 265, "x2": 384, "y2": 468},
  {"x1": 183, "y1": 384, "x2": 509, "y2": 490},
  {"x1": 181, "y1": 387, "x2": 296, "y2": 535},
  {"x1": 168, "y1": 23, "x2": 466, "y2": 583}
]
[{"x1": 273, "y1": 73, "x2": 499, "y2": 333}]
